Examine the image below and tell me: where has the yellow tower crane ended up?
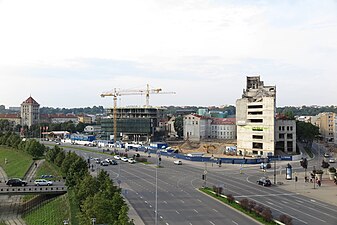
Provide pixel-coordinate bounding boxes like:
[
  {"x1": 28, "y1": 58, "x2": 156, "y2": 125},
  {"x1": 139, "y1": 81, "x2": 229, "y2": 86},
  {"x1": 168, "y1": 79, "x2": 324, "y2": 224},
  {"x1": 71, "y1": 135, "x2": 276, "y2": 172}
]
[{"x1": 100, "y1": 84, "x2": 175, "y2": 142}]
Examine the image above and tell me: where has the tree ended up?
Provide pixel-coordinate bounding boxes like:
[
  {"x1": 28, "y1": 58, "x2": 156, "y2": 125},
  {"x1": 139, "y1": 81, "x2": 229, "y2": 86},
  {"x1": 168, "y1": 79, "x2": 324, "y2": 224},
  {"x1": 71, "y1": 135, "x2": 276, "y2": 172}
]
[
  {"x1": 75, "y1": 175, "x2": 99, "y2": 205},
  {"x1": 174, "y1": 116, "x2": 183, "y2": 138},
  {"x1": 24, "y1": 139, "x2": 45, "y2": 158},
  {"x1": 296, "y1": 121, "x2": 319, "y2": 146}
]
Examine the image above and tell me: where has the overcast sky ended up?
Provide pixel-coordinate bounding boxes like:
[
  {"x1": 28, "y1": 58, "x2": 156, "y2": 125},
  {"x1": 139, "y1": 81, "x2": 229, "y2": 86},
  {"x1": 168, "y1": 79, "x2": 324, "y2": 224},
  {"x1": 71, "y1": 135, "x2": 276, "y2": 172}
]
[{"x1": 0, "y1": 0, "x2": 337, "y2": 108}]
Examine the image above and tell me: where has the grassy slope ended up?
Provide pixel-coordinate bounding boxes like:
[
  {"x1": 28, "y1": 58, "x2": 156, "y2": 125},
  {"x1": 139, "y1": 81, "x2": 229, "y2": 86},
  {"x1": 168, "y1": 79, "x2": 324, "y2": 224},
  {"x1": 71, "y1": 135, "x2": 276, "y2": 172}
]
[
  {"x1": 0, "y1": 146, "x2": 33, "y2": 178},
  {"x1": 23, "y1": 194, "x2": 70, "y2": 225}
]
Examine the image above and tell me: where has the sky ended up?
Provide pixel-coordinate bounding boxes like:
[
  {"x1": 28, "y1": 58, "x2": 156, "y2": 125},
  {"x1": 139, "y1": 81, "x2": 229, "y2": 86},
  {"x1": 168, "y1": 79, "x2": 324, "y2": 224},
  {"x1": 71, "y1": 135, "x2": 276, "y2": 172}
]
[{"x1": 0, "y1": 0, "x2": 337, "y2": 108}]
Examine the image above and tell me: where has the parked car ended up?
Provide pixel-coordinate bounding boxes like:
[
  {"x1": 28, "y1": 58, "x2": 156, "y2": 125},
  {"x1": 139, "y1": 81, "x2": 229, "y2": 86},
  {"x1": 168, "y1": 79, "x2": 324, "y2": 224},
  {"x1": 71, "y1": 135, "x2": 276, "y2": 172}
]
[
  {"x1": 94, "y1": 158, "x2": 101, "y2": 164},
  {"x1": 121, "y1": 157, "x2": 129, "y2": 162},
  {"x1": 6, "y1": 178, "x2": 27, "y2": 186},
  {"x1": 34, "y1": 179, "x2": 53, "y2": 186},
  {"x1": 100, "y1": 161, "x2": 109, "y2": 166},
  {"x1": 329, "y1": 158, "x2": 335, "y2": 163},
  {"x1": 110, "y1": 160, "x2": 118, "y2": 165},
  {"x1": 324, "y1": 153, "x2": 330, "y2": 158},
  {"x1": 174, "y1": 160, "x2": 182, "y2": 165},
  {"x1": 257, "y1": 177, "x2": 272, "y2": 187},
  {"x1": 128, "y1": 158, "x2": 136, "y2": 164},
  {"x1": 114, "y1": 155, "x2": 121, "y2": 160}
]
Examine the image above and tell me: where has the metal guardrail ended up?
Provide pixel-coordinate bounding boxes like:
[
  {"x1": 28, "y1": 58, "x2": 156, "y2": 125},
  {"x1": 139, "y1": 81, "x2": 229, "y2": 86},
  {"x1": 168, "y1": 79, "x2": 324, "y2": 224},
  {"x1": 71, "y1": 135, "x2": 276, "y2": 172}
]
[{"x1": 0, "y1": 186, "x2": 67, "y2": 195}]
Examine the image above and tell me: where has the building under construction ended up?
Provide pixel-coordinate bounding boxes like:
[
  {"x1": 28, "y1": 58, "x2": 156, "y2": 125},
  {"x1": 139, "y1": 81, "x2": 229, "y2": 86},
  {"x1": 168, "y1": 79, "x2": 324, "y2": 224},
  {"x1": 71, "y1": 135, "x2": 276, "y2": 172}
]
[{"x1": 100, "y1": 106, "x2": 166, "y2": 143}]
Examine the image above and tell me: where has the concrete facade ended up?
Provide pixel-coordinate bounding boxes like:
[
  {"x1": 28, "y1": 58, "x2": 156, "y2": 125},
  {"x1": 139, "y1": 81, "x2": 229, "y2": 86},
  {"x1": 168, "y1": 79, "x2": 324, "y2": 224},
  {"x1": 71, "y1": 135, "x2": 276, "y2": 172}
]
[
  {"x1": 210, "y1": 118, "x2": 236, "y2": 139},
  {"x1": 20, "y1": 96, "x2": 40, "y2": 127},
  {"x1": 275, "y1": 119, "x2": 296, "y2": 153},
  {"x1": 236, "y1": 76, "x2": 276, "y2": 157}
]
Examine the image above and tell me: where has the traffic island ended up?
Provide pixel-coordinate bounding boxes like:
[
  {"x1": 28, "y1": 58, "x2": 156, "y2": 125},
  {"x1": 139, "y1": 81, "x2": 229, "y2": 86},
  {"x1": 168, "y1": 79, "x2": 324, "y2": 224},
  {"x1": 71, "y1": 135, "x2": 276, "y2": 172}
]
[{"x1": 199, "y1": 187, "x2": 290, "y2": 225}]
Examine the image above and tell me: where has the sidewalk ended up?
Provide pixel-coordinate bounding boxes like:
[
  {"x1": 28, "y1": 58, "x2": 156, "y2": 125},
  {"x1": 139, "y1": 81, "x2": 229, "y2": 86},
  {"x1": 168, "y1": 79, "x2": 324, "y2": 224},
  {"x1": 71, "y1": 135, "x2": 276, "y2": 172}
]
[{"x1": 276, "y1": 170, "x2": 337, "y2": 207}]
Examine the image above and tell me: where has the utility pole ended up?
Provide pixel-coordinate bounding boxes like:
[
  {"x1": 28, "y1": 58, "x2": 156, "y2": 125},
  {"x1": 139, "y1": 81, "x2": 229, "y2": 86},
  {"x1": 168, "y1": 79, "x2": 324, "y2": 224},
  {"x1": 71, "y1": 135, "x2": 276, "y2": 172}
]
[{"x1": 273, "y1": 159, "x2": 276, "y2": 184}]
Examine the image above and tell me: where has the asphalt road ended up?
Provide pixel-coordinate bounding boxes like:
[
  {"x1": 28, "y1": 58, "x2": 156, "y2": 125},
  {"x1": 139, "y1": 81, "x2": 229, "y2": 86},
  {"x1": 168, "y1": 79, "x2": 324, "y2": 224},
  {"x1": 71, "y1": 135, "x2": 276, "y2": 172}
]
[{"x1": 56, "y1": 143, "x2": 337, "y2": 225}]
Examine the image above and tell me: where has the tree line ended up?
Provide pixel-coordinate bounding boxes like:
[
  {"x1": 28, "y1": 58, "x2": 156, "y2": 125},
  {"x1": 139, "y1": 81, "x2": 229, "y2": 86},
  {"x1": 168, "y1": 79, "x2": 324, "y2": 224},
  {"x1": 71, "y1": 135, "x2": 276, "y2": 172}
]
[{"x1": 0, "y1": 132, "x2": 134, "y2": 225}]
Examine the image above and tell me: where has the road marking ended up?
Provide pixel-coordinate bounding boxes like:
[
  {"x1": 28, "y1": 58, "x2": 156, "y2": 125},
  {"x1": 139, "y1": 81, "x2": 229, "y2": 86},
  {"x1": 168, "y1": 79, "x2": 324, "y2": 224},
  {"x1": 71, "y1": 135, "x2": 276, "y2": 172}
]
[
  {"x1": 193, "y1": 209, "x2": 198, "y2": 213},
  {"x1": 212, "y1": 209, "x2": 218, "y2": 212},
  {"x1": 295, "y1": 200, "x2": 303, "y2": 203},
  {"x1": 197, "y1": 199, "x2": 202, "y2": 202},
  {"x1": 180, "y1": 200, "x2": 185, "y2": 203},
  {"x1": 149, "y1": 205, "x2": 152, "y2": 208},
  {"x1": 234, "y1": 193, "x2": 296, "y2": 198},
  {"x1": 176, "y1": 210, "x2": 180, "y2": 214},
  {"x1": 160, "y1": 216, "x2": 163, "y2": 219},
  {"x1": 281, "y1": 201, "x2": 289, "y2": 204},
  {"x1": 310, "y1": 199, "x2": 316, "y2": 203},
  {"x1": 163, "y1": 201, "x2": 167, "y2": 204},
  {"x1": 209, "y1": 221, "x2": 215, "y2": 225},
  {"x1": 144, "y1": 201, "x2": 147, "y2": 204},
  {"x1": 266, "y1": 201, "x2": 274, "y2": 205},
  {"x1": 232, "y1": 221, "x2": 238, "y2": 225},
  {"x1": 166, "y1": 223, "x2": 169, "y2": 225},
  {"x1": 171, "y1": 193, "x2": 174, "y2": 197}
]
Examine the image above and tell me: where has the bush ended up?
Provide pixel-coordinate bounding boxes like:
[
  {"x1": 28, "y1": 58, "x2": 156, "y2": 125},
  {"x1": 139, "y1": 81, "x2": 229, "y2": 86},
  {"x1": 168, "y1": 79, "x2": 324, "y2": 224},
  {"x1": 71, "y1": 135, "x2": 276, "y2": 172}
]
[
  {"x1": 261, "y1": 208, "x2": 273, "y2": 222},
  {"x1": 239, "y1": 198, "x2": 249, "y2": 210},
  {"x1": 226, "y1": 194, "x2": 234, "y2": 203},
  {"x1": 253, "y1": 204, "x2": 265, "y2": 215},
  {"x1": 328, "y1": 167, "x2": 336, "y2": 173},
  {"x1": 136, "y1": 157, "x2": 147, "y2": 163},
  {"x1": 279, "y1": 214, "x2": 293, "y2": 225},
  {"x1": 248, "y1": 200, "x2": 256, "y2": 213}
]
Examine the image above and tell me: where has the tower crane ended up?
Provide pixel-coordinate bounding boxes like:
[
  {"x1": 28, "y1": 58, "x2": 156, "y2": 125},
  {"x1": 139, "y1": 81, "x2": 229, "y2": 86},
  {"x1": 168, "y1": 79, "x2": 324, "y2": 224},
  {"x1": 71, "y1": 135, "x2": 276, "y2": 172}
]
[{"x1": 100, "y1": 84, "x2": 175, "y2": 142}]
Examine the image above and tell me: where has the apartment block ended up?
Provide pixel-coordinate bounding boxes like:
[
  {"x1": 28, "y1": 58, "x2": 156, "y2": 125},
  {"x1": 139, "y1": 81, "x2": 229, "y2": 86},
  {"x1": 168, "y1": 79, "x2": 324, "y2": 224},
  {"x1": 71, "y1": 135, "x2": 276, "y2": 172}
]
[
  {"x1": 236, "y1": 76, "x2": 276, "y2": 157},
  {"x1": 21, "y1": 96, "x2": 40, "y2": 127},
  {"x1": 316, "y1": 112, "x2": 335, "y2": 142}
]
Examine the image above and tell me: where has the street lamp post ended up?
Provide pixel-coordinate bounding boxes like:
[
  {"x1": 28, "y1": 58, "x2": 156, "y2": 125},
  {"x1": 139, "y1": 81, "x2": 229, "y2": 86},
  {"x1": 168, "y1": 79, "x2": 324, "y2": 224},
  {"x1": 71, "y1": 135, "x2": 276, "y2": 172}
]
[
  {"x1": 91, "y1": 218, "x2": 96, "y2": 225},
  {"x1": 155, "y1": 154, "x2": 159, "y2": 225}
]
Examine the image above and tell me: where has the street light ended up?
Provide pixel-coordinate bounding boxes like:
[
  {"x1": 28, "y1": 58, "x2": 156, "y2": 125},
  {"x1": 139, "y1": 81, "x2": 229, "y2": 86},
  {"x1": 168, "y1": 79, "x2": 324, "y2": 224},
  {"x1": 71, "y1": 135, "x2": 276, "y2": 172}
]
[
  {"x1": 91, "y1": 218, "x2": 96, "y2": 225},
  {"x1": 63, "y1": 219, "x2": 69, "y2": 225}
]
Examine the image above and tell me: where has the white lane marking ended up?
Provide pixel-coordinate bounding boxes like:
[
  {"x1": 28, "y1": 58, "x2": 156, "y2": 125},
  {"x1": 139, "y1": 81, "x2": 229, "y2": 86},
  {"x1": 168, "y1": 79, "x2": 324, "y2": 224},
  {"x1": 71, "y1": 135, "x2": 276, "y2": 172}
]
[
  {"x1": 197, "y1": 199, "x2": 202, "y2": 202},
  {"x1": 311, "y1": 199, "x2": 316, "y2": 202},
  {"x1": 163, "y1": 201, "x2": 167, "y2": 204},
  {"x1": 281, "y1": 200, "x2": 289, "y2": 204},
  {"x1": 232, "y1": 221, "x2": 238, "y2": 225},
  {"x1": 144, "y1": 201, "x2": 147, "y2": 204},
  {"x1": 295, "y1": 200, "x2": 303, "y2": 203},
  {"x1": 160, "y1": 216, "x2": 163, "y2": 219},
  {"x1": 171, "y1": 193, "x2": 174, "y2": 197},
  {"x1": 266, "y1": 201, "x2": 274, "y2": 205},
  {"x1": 234, "y1": 193, "x2": 296, "y2": 198},
  {"x1": 193, "y1": 209, "x2": 198, "y2": 213},
  {"x1": 209, "y1": 221, "x2": 215, "y2": 225},
  {"x1": 180, "y1": 200, "x2": 185, "y2": 203},
  {"x1": 176, "y1": 210, "x2": 180, "y2": 214},
  {"x1": 212, "y1": 209, "x2": 218, "y2": 212},
  {"x1": 149, "y1": 205, "x2": 152, "y2": 208},
  {"x1": 166, "y1": 223, "x2": 169, "y2": 225}
]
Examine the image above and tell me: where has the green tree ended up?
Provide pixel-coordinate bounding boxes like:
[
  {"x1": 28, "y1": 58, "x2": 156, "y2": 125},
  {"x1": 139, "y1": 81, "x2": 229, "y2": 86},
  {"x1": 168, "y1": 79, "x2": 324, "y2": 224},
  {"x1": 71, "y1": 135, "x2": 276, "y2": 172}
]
[
  {"x1": 54, "y1": 150, "x2": 66, "y2": 167},
  {"x1": 296, "y1": 121, "x2": 320, "y2": 146},
  {"x1": 24, "y1": 139, "x2": 45, "y2": 158},
  {"x1": 75, "y1": 175, "x2": 99, "y2": 205},
  {"x1": 66, "y1": 157, "x2": 89, "y2": 187},
  {"x1": 174, "y1": 116, "x2": 183, "y2": 138},
  {"x1": 114, "y1": 205, "x2": 134, "y2": 225},
  {"x1": 45, "y1": 145, "x2": 62, "y2": 163}
]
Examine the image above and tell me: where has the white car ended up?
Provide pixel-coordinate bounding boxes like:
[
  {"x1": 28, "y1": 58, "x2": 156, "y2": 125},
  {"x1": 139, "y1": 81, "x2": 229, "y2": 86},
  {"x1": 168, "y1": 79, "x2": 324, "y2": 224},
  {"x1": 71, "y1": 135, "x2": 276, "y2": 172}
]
[
  {"x1": 174, "y1": 160, "x2": 182, "y2": 165},
  {"x1": 34, "y1": 179, "x2": 53, "y2": 186},
  {"x1": 121, "y1": 157, "x2": 129, "y2": 162},
  {"x1": 128, "y1": 158, "x2": 136, "y2": 164},
  {"x1": 114, "y1": 155, "x2": 121, "y2": 160},
  {"x1": 329, "y1": 158, "x2": 335, "y2": 163}
]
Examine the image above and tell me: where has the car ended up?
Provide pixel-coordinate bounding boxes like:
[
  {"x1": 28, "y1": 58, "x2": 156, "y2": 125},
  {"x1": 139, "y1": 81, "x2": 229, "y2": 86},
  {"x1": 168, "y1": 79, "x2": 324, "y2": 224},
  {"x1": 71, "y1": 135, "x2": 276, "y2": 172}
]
[
  {"x1": 260, "y1": 163, "x2": 271, "y2": 169},
  {"x1": 110, "y1": 160, "x2": 118, "y2": 165},
  {"x1": 121, "y1": 157, "x2": 129, "y2": 162},
  {"x1": 324, "y1": 153, "x2": 330, "y2": 158},
  {"x1": 174, "y1": 160, "x2": 182, "y2": 165},
  {"x1": 329, "y1": 158, "x2": 335, "y2": 163},
  {"x1": 257, "y1": 177, "x2": 272, "y2": 187},
  {"x1": 34, "y1": 179, "x2": 53, "y2": 186},
  {"x1": 128, "y1": 158, "x2": 136, "y2": 164},
  {"x1": 114, "y1": 155, "x2": 121, "y2": 160},
  {"x1": 100, "y1": 161, "x2": 109, "y2": 166},
  {"x1": 94, "y1": 158, "x2": 101, "y2": 164},
  {"x1": 6, "y1": 178, "x2": 28, "y2": 187}
]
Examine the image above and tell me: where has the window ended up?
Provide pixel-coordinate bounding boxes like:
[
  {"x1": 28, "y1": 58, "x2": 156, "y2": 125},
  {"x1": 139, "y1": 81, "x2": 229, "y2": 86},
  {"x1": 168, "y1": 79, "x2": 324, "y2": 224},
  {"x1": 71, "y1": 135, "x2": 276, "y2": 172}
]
[
  {"x1": 279, "y1": 134, "x2": 285, "y2": 139},
  {"x1": 252, "y1": 142, "x2": 263, "y2": 149},
  {"x1": 279, "y1": 126, "x2": 281, "y2": 131},
  {"x1": 252, "y1": 127, "x2": 263, "y2": 131},
  {"x1": 248, "y1": 111, "x2": 263, "y2": 115},
  {"x1": 253, "y1": 135, "x2": 263, "y2": 139},
  {"x1": 290, "y1": 126, "x2": 293, "y2": 131},
  {"x1": 196, "y1": 121, "x2": 198, "y2": 125},
  {"x1": 250, "y1": 119, "x2": 263, "y2": 123},
  {"x1": 248, "y1": 105, "x2": 263, "y2": 109},
  {"x1": 287, "y1": 134, "x2": 293, "y2": 139},
  {"x1": 287, "y1": 126, "x2": 289, "y2": 131}
]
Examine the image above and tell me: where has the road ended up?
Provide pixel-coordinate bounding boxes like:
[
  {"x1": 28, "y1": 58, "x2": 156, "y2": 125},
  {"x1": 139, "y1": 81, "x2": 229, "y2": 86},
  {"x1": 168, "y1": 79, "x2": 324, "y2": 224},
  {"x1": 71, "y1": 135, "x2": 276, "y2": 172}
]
[{"x1": 57, "y1": 142, "x2": 337, "y2": 225}]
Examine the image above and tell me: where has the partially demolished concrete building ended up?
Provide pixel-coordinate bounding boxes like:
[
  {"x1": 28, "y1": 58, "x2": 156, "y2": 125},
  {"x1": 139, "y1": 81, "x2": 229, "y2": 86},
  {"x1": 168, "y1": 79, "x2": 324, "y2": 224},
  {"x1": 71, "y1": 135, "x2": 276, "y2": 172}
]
[{"x1": 236, "y1": 76, "x2": 276, "y2": 157}]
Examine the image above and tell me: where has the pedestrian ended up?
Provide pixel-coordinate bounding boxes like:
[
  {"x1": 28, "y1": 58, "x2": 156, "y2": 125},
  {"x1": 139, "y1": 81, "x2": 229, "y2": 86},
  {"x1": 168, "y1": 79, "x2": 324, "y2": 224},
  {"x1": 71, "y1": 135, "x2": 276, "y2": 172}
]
[
  {"x1": 317, "y1": 180, "x2": 321, "y2": 187},
  {"x1": 35, "y1": 163, "x2": 37, "y2": 167}
]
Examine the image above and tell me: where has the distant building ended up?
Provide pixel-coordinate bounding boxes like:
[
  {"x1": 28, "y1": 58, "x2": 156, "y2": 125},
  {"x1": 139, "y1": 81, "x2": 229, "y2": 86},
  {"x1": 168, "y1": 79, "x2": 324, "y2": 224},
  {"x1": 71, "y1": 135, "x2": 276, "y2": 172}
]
[
  {"x1": 0, "y1": 114, "x2": 21, "y2": 126},
  {"x1": 84, "y1": 125, "x2": 101, "y2": 134},
  {"x1": 236, "y1": 76, "x2": 276, "y2": 157},
  {"x1": 8, "y1": 107, "x2": 21, "y2": 112},
  {"x1": 316, "y1": 112, "x2": 335, "y2": 142},
  {"x1": 183, "y1": 114, "x2": 236, "y2": 141},
  {"x1": 21, "y1": 96, "x2": 40, "y2": 127},
  {"x1": 78, "y1": 114, "x2": 93, "y2": 124},
  {"x1": 166, "y1": 116, "x2": 178, "y2": 138}
]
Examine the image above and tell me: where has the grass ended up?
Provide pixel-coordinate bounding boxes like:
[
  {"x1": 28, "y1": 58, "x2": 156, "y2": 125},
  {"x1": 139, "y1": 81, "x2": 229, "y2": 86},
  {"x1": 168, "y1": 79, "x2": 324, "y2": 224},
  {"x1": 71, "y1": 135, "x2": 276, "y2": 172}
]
[
  {"x1": 304, "y1": 147, "x2": 314, "y2": 158},
  {"x1": 35, "y1": 160, "x2": 62, "y2": 180},
  {"x1": 0, "y1": 146, "x2": 33, "y2": 178},
  {"x1": 23, "y1": 194, "x2": 70, "y2": 225},
  {"x1": 200, "y1": 188, "x2": 278, "y2": 225}
]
